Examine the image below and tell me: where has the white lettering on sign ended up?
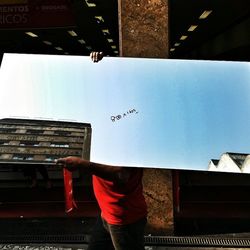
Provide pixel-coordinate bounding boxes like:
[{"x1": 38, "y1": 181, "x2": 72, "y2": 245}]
[
  {"x1": 41, "y1": 5, "x2": 67, "y2": 11},
  {"x1": 0, "y1": 5, "x2": 29, "y2": 12},
  {"x1": 0, "y1": 13, "x2": 28, "y2": 24},
  {"x1": 0, "y1": 4, "x2": 29, "y2": 24}
]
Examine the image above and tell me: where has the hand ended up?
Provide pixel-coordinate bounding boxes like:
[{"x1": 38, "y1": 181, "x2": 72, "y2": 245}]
[
  {"x1": 56, "y1": 156, "x2": 89, "y2": 171},
  {"x1": 90, "y1": 51, "x2": 104, "y2": 63}
]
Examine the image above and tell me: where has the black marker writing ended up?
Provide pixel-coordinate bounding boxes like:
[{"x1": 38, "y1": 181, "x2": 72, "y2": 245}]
[{"x1": 111, "y1": 108, "x2": 138, "y2": 122}]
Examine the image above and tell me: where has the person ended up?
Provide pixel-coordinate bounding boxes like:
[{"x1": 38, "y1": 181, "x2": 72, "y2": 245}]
[
  {"x1": 57, "y1": 52, "x2": 147, "y2": 250},
  {"x1": 56, "y1": 156, "x2": 147, "y2": 250}
]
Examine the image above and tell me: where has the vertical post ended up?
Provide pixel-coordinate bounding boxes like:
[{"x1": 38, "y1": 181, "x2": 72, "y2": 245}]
[
  {"x1": 118, "y1": 0, "x2": 169, "y2": 58},
  {"x1": 118, "y1": 0, "x2": 173, "y2": 235}
]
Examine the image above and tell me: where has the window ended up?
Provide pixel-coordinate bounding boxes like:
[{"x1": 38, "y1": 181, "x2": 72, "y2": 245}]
[
  {"x1": 25, "y1": 156, "x2": 34, "y2": 161},
  {"x1": 13, "y1": 155, "x2": 34, "y2": 161},
  {"x1": 26, "y1": 129, "x2": 44, "y2": 135},
  {"x1": 0, "y1": 141, "x2": 9, "y2": 146},
  {"x1": 19, "y1": 141, "x2": 39, "y2": 147},
  {"x1": 0, "y1": 128, "x2": 16, "y2": 133},
  {"x1": 13, "y1": 155, "x2": 23, "y2": 160},
  {"x1": 50, "y1": 143, "x2": 69, "y2": 148},
  {"x1": 54, "y1": 131, "x2": 70, "y2": 136},
  {"x1": 45, "y1": 156, "x2": 57, "y2": 162}
]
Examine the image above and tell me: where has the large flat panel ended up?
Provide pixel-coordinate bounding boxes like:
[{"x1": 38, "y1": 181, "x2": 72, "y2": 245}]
[{"x1": 0, "y1": 53, "x2": 250, "y2": 173}]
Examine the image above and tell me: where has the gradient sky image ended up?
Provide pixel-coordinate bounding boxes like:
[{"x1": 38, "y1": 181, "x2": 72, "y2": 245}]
[{"x1": 0, "y1": 53, "x2": 250, "y2": 171}]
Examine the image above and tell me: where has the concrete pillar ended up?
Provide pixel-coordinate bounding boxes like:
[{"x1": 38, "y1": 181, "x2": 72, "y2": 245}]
[
  {"x1": 118, "y1": 0, "x2": 173, "y2": 235},
  {"x1": 118, "y1": 0, "x2": 169, "y2": 58}
]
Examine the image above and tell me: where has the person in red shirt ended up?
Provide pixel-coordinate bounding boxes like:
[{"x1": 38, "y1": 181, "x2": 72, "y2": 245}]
[
  {"x1": 57, "y1": 52, "x2": 147, "y2": 249},
  {"x1": 57, "y1": 156, "x2": 147, "y2": 250}
]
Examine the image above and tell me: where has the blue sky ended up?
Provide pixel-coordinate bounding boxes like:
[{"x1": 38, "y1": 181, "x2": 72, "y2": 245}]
[{"x1": 0, "y1": 53, "x2": 250, "y2": 171}]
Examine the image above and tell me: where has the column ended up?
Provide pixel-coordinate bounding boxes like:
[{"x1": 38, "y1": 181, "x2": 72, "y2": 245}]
[{"x1": 118, "y1": 0, "x2": 173, "y2": 235}]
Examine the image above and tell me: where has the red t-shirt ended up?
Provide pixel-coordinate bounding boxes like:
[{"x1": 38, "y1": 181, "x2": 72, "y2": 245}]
[{"x1": 92, "y1": 168, "x2": 147, "y2": 225}]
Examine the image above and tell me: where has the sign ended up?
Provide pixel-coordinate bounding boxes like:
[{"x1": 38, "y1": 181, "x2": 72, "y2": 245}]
[
  {"x1": 0, "y1": 0, "x2": 28, "y2": 4},
  {"x1": 0, "y1": 0, "x2": 75, "y2": 29}
]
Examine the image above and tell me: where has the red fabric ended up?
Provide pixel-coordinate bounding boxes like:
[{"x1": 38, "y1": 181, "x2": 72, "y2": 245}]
[
  {"x1": 93, "y1": 168, "x2": 147, "y2": 225},
  {"x1": 63, "y1": 168, "x2": 77, "y2": 213}
]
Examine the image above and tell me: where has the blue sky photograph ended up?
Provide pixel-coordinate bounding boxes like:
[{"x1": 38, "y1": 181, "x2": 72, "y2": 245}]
[{"x1": 0, "y1": 53, "x2": 250, "y2": 171}]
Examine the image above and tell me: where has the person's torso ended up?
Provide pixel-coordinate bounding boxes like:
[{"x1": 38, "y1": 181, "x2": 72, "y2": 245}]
[{"x1": 92, "y1": 168, "x2": 147, "y2": 225}]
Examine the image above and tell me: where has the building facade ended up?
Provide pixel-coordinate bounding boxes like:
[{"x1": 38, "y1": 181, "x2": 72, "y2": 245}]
[
  {"x1": 208, "y1": 152, "x2": 250, "y2": 173},
  {"x1": 0, "y1": 118, "x2": 91, "y2": 181}
]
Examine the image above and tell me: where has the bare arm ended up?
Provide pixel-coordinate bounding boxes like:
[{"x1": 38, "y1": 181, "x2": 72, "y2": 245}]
[{"x1": 56, "y1": 156, "x2": 131, "y2": 183}]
